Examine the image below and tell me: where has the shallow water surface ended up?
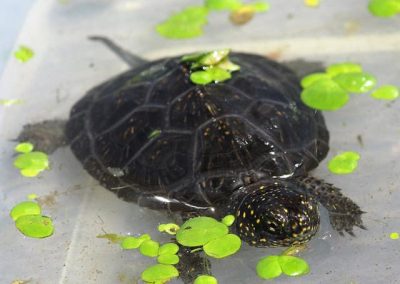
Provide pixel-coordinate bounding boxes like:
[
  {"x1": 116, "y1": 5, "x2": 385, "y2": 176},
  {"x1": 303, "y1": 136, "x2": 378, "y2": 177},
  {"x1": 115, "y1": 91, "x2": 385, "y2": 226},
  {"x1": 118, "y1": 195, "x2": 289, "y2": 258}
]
[{"x1": 0, "y1": 1, "x2": 400, "y2": 283}]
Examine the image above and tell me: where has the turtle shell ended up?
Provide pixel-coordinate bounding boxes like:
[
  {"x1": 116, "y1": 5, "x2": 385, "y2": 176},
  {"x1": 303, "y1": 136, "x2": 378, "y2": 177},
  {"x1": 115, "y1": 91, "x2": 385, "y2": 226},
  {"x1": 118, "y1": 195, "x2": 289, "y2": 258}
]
[{"x1": 65, "y1": 53, "x2": 329, "y2": 210}]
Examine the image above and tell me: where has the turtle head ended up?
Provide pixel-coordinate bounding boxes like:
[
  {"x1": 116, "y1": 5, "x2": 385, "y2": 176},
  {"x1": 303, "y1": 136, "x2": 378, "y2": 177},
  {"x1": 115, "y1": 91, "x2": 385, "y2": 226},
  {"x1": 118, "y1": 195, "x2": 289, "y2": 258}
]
[{"x1": 229, "y1": 180, "x2": 320, "y2": 247}]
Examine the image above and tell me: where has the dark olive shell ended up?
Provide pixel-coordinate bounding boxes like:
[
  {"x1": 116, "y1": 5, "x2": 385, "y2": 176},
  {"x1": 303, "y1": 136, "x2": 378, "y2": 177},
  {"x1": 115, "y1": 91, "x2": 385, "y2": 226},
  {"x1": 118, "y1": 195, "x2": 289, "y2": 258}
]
[{"x1": 65, "y1": 53, "x2": 329, "y2": 211}]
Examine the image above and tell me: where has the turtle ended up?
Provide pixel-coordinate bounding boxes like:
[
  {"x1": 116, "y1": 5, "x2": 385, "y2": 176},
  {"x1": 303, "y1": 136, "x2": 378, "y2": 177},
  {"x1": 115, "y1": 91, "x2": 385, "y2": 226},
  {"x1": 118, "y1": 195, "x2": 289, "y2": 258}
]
[{"x1": 18, "y1": 37, "x2": 364, "y2": 280}]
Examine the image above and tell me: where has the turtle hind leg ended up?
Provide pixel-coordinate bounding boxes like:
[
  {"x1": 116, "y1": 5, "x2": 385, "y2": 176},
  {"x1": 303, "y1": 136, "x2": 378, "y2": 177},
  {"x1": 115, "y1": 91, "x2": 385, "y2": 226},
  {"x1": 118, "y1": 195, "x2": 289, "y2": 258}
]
[
  {"x1": 17, "y1": 120, "x2": 67, "y2": 154},
  {"x1": 176, "y1": 247, "x2": 211, "y2": 284},
  {"x1": 296, "y1": 176, "x2": 366, "y2": 236},
  {"x1": 88, "y1": 36, "x2": 148, "y2": 68}
]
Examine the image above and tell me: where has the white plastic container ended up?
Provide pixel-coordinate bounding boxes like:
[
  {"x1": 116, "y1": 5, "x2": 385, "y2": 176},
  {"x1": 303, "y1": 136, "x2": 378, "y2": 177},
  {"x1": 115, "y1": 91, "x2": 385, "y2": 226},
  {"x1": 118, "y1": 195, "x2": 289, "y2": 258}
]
[{"x1": 0, "y1": 1, "x2": 399, "y2": 283}]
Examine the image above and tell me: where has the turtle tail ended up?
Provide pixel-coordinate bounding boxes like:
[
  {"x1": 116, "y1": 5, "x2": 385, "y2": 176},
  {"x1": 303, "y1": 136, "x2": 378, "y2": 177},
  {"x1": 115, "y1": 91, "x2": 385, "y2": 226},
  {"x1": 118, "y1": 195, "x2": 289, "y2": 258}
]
[{"x1": 295, "y1": 175, "x2": 366, "y2": 236}]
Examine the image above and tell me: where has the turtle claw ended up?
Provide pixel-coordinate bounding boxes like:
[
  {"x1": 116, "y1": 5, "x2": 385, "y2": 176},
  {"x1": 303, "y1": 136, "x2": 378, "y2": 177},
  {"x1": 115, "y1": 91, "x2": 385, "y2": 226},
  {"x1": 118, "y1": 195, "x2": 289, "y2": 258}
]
[
  {"x1": 329, "y1": 211, "x2": 365, "y2": 237},
  {"x1": 297, "y1": 176, "x2": 366, "y2": 238}
]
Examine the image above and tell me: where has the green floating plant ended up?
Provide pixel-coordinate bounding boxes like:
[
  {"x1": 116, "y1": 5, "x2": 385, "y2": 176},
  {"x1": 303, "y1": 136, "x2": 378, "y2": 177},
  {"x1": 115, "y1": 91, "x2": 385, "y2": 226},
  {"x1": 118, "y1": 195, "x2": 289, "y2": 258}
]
[
  {"x1": 301, "y1": 78, "x2": 349, "y2": 111},
  {"x1": 15, "y1": 142, "x2": 34, "y2": 153},
  {"x1": 333, "y1": 72, "x2": 376, "y2": 94},
  {"x1": 120, "y1": 234, "x2": 151, "y2": 249},
  {"x1": 10, "y1": 201, "x2": 41, "y2": 221},
  {"x1": 105, "y1": 215, "x2": 239, "y2": 283},
  {"x1": 390, "y1": 232, "x2": 399, "y2": 240},
  {"x1": 139, "y1": 240, "x2": 160, "y2": 257},
  {"x1": 183, "y1": 49, "x2": 240, "y2": 86},
  {"x1": 326, "y1": 62, "x2": 363, "y2": 77},
  {"x1": 190, "y1": 68, "x2": 232, "y2": 85},
  {"x1": 158, "y1": 243, "x2": 180, "y2": 255},
  {"x1": 300, "y1": 62, "x2": 379, "y2": 111},
  {"x1": 157, "y1": 254, "x2": 180, "y2": 265},
  {"x1": 368, "y1": 0, "x2": 400, "y2": 17},
  {"x1": 158, "y1": 223, "x2": 180, "y2": 235},
  {"x1": 156, "y1": 1, "x2": 269, "y2": 39},
  {"x1": 156, "y1": 6, "x2": 209, "y2": 39},
  {"x1": 328, "y1": 151, "x2": 360, "y2": 174},
  {"x1": 221, "y1": 214, "x2": 235, "y2": 226},
  {"x1": 141, "y1": 264, "x2": 179, "y2": 283},
  {"x1": 176, "y1": 216, "x2": 241, "y2": 258},
  {"x1": 256, "y1": 255, "x2": 309, "y2": 280},
  {"x1": 203, "y1": 234, "x2": 241, "y2": 258},
  {"x1": 194, "y1": 274, "x2": 219, "y2": 284},
  {"x1": 15, "y1": 215, "x2": 54, "y2": 238},
  {"x1": 14, "y1": 45, "x2": 34, "y2": 63},
  {"x1": 205, "y1": 0, "x2": 242, "y2": 10},
  {"x1": 0, "y1": 99, "x2": 23, "y2": 106},
  {"x1": 176, "y1": 216, "x2": 229, "y2": 247},
  {"x1": 371, "y1": 85, "x2": 399, "y2": 100},
  {"x1": 10, "y1": 198, "x2": 54, "y2": 239},
  {"x1": 13, "y1": 142, "x2": 49, "y2": 177}
]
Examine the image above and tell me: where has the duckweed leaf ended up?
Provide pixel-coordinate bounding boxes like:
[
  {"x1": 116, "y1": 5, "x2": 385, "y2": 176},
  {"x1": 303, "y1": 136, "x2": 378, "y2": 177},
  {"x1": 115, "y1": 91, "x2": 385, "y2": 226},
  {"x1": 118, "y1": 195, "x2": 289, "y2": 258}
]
[
  {"x1": 14, "y1": 151, "x2": 49, "y2": 177},
  {"x1": 198, "y1": 49, "x2": 230, "y2": 66},
  {"x1": 156, "y1": 6, "x2": 209, "y2": 39},
  {"x1": 328, "y1": 151, "x2": 360, "y2": 174},
  {"x1": 205, "y1": 0, "x2": 242, "y2": 10},
  {"x1": 14, "y1": 152, "x2": 48, "y2": 170},
  {"x1": 207, "y1": 67, "x2": 232, "y2": 82},
  {"x1": 221, "y1": 215, "x2": 235, "y2": 226},
  {"x1": 157, "y1": 254, "x2": 180, "y2": 265},
  {"x1": 190, "y1": 71, "x2": 213, "y2": 85},
  {"x1": 194, "y1": 274, "x2": 218, "y2": 284},
  {"x1": 326, "y1": 62, "x2": 363, "y2": 77},
  {"x1": 203, "y1": 234, "x2": 241, "y2": 258},
  {"x1": 15, "y1": 142, "x2": 34, "y2": 153},
  {"x1": 14, "y1": 45, "x2": 34, "y2": 62},
  {"x1": 215, "y1": 58, "x2": 241, "y2": 72},
  {"x1": 371, "y1": 85, "x2": 399, "y2": 100},
  {"x1": 158, "y1": 243, "x2": 179, "y2": 255},
  {"x1": 256, "y1": 255, "x2": 282, "y2": 280},
  {"x1": 120, "y1": 236, "x2": 143, "y2": 249},
  {"x1": 139, "y1": 240, "x2": 160, "y2": 257},
  {"x1": 158, "y1": 223, "x2": 180, "y2": 235},
  {"x1": 141, "y1": 264, "x2": 179, "y2": 283},
  {"x1": 10, "y1": 201, "x2": 41, "y2": 221},
  {"x1": 368, "y1": 0, "x2": 400, "y2": 17},
  {"x1": 15, "y1": 215, "x2": 54, "y2": 238},
  {"x1": 0, "y1": 99, "x2": 23, "y2": 106},
  {"x1": 176, "y1": 216, "x2": 228, "y2": 247},
  {"x1": 278, "y1": 255, "x2": 310, "y2": 276},
  {"x1": 248, "y1": 1, "x2": 270, "y2": 12},
  {"x1": 333, "y1": 72, "x2": 377, "y2": 93},
  {"x1": 190, "y1": 67, "x2": 232, "y2": 85},
  {"x1": 301, "y1": 73, "x2": 331, "y2": 88},
  {"x1": 300, "y1": 78, "x2": 349, "y2": 111}
]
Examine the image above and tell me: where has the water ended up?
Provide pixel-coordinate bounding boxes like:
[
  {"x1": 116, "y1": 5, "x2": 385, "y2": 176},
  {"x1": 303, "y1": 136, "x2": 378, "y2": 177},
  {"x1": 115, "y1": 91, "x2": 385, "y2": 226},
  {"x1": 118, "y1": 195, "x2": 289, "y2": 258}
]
[{"x1": 0, "y1": 0, "x2": 400, "y2": 283}]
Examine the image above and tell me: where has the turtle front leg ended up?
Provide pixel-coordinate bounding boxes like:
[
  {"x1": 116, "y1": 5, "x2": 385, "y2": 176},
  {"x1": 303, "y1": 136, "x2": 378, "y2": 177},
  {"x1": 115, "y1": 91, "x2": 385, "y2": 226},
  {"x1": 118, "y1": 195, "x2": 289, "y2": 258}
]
[
  {"x1": 296, "y1": 176, "x2": 366, "y2": 236},
  {"x1": 176, "y1": 247, "x2": 212, "y2": 284},
  {"x1": 17, "y1": 120, "x2": 67, "y2": 154}
]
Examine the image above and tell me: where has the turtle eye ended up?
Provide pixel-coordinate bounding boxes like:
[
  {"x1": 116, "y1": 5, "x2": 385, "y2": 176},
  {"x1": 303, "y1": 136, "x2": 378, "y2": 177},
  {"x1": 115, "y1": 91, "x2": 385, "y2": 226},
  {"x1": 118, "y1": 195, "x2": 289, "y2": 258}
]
[{"x1": 233, "y1": 182, "x2": 320, "y2": 247}]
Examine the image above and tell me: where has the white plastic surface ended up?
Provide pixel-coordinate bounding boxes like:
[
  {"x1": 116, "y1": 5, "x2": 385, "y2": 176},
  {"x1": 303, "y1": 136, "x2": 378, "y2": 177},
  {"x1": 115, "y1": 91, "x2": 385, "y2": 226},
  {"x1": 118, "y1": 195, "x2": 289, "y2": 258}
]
[{"x1": 0, "y1": 1, "x2": 400, "y2": 283}]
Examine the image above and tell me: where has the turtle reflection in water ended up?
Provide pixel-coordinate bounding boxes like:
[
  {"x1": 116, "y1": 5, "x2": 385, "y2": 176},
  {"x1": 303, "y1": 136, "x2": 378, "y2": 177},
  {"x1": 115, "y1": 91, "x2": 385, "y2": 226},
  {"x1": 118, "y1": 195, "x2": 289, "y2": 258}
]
[{"x1": 18, "y1": 37, "x2": 365, "y2": 282}]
